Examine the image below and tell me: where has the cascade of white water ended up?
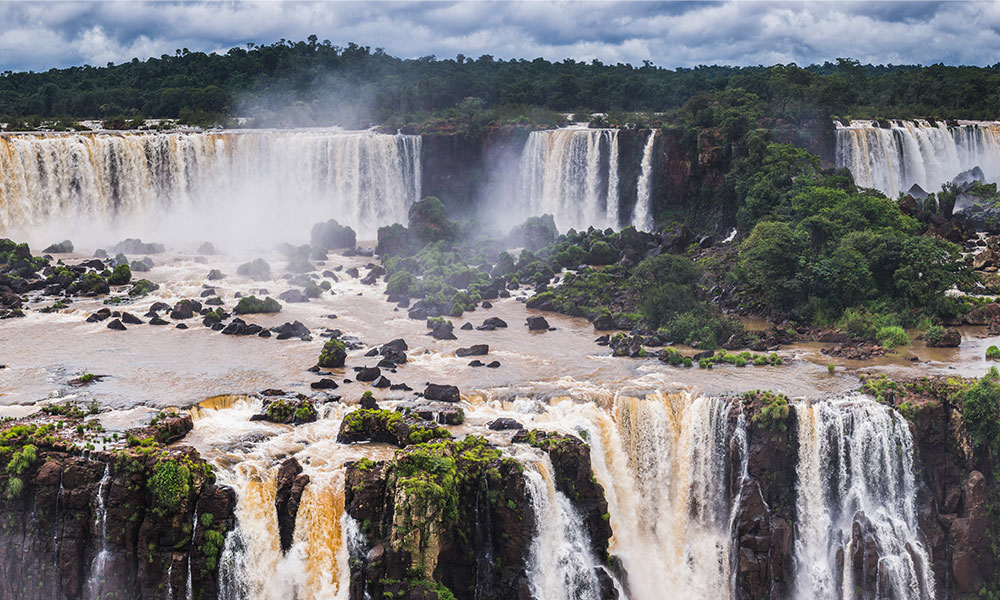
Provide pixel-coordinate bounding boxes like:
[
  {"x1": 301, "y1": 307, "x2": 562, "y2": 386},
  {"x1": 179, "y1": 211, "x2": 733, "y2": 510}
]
[
  {"x1": 835, "y1": 119, "x2": 1000, "y2": 198},
  {"x1": 0, "y1": 130, "x2": 421, "y2": 246},
  {"x1": 85, "y1": 463, "x2": 112, "y2": 600},
  {"x1": 518, "y1": 128, "x2": 621, "y2": 231},
  {"x1": 524, "y1": 453, "x2": 604, "y2": 600},
  {"x1": 792, "y1": 394, "x2": 934, "y2": 600},
  {"x1": 518, "y1": 390, "x2": 743, "y2": 600},
  {"x1": 184, "y1": 506, "x2": 199, "y2": 600},
  {"x1": 631, "y1": 130, "x2": 657, "y2": 231}
]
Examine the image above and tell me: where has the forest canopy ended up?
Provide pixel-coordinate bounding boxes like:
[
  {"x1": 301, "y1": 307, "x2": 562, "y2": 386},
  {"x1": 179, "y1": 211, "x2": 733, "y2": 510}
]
[{"x1": 2, "y1": 37, "x2": 1000, "y2": 128}]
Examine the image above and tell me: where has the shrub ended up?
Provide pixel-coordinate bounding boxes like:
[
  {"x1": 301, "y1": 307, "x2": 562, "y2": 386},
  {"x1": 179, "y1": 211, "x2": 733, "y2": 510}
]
[
  {"x1": 988, "y1": 346, "x2": 1000, "y2": 360},
  {"x1": 827, "y1": 364, "x2": 836, "y2": 375},
  {"x1": 234, "y1": 295, "x2": 281, "y2": 314},
  {"x1": 876, "y1": 326, "x2": 909, "y2": 350},
  {"x1": 962, "y1": 370, "x2": 1000, "y2": 450},
  {"x1": 129, "y1": 279, "x2": 159, "y2": 297},
  {"x1": 108, "y1": 263, "x2": 132, "y2": 285},
  {"x1": 924, "y1": 324, "x2": 945, "y2": 346},
  {"x1": 149, "y1": 460, "x2": 191, "y2": 513}
]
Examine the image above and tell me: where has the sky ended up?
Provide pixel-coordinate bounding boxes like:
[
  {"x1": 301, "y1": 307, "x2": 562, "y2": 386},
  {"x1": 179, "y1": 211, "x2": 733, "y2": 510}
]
[{"x1": 1, "y1": 1, "x2": 999, "y2": 73}]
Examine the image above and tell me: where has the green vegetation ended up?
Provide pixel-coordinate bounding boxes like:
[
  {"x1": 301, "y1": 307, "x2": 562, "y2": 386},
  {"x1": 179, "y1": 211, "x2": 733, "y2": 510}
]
[
  {"x1": 736, "y1": 143, "x2": 967, "y2": 326},
  {"x1": 318, "y1": 338, "x2": 347, "y2": 368},
  {"x1": 962, "y1": 368, "x2": 1000, "y2": 451},
  {"x1": 149, "y1": 459, "x2": 191, "y2": 514},
  {"x1": 129, "y1": 279, "x2": 159, "y2": 297},
  {"x1": 4, "y1": 444, "x2": 36, "y2": 499},
  {"x1": 108, "y1": 263, "x2": 132, "y2": 286},
  {"x1": 989, "y1": 346, "x2": 1000, "y2": 360},
  {"x1": 745, "y1": 391, "x2": 791, "y2": 432},
  {"x1": 233, "y1": 295, "x2": 281, "y2": 314},
  {"x1": 876, "y1": 326, "x2": 910, "y2": 350}
]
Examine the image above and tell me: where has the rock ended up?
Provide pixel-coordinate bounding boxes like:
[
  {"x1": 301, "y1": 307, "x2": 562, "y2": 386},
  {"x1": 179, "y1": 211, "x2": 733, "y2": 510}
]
[
  {"x1": 129, "y1": 260, "x2": 151, "y2": 272},
  {"x1": 928, "y1": 328, "x2": 962, "y2": 348},
  {"x1": 468, "y1": 360, "x2": 485, "y2": 367},
  {"x1": 197, "y1": 242, "x2": 216, "y2": 255},
  {"x1": 456, "y1": 344, "x2": 489, "y2": 357},
  {"x1": 169, "y1": 299, "x2": 201, "y2": 320},
  {"x1": 592, "y1": 313, "x2": 619, "y2": 330},
  {"x1": 337, "y1": 407, "x2": 448, "y2": 446},
  {"x1": 120, "y1": 312, "x2": 143, "y2": 325},
  {"x1": 360, "y1": 394, "x2": 379, "y2": 410},
  {"x1": 93, "y1": 248, "x2": 108, "y2": 258},
  {"x1": 278, "y1": 289, "x2": 309, "y2": 303},
  {"x1": 460, "y1": 322, "x2": 474, "y2": 330},
  {"x1": 423, "y1": 383, "x2": 460, "y2": 403},
  {"x1": 237, "y1": 258, "x2": 271, "y2": 281},
  {"x1": 311, "y1": 218, "x2": 357, "y2": 250},
  {"x1": 477, "y1": 316, "x2": 508, "y2": 330},
  {"x1": 486, "y1": 361, "x2": 501, "y2": 368},
  {"x1": 488, "y1": 418, "x2": 523, "y2": 431},
  {"x1": 149, "y1": 316, "x2": 169, "y2": 325},
  {"x1": 86, "y1": 308, "x2": 111, "y2": 323},
  {"x1": 357, "y1": 367, "x2": 381, "y2": 382},
  {"x1": 271, "y1": 321, "x2": 311, "y2": 340},
  {"x1": 345, "y1": 267, "x2": 360, "y2": 278},
  {"x1": 257, "y1": 329, "x2": 270, "y2": 337},
  {"x1": 221, "y1": 318, "x2": 263, "y2": 336},
  {"x1": 207, "y1": 269, "x2": 225, "y2": 281},
  {"x1": 176, "y1": 323, "x2": 188, "y2": 329},
  {"x1": 311, "y1": 378, "x2": 339, "y2": 390},
  {"x1": 111, "y1": 238, "x2": 164, "y2": 254},
  {"x1": 106, "y1": 318, "x2": 126, "y2": 331},
  {"x1": 428, "y1": 319, "x2": 457, "y2": 340},
  {"x1": 43, "y1": 240, "x2": 74, "y2": 254},
  {"x1": 360, "y1": 265, "x2": 385, "y2": 285},
  {"x1": 526, "y1": 316, "x2": 550, "y2": 331},
  {"x1": 372, "y1": 376, "x2": 391, "y2": 388},
  {"x1": 275, "y1": 458, "x2": 310, "y2": 553}
]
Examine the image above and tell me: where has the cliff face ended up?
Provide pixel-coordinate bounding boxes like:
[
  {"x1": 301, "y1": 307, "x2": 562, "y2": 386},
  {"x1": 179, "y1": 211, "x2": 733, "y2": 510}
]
[{"x1": 0, "y1": 415, "x2": 233, "y2": 600}]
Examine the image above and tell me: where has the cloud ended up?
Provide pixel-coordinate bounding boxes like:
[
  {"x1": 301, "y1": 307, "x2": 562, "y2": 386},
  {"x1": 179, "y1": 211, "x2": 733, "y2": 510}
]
[{"x1": 0, "y1": 0, "x2": 997, "y2": 73}]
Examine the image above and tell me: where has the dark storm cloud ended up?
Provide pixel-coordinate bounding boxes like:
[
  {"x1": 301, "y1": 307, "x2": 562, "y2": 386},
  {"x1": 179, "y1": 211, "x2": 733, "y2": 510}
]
[{"x1": 0, "y1": 1, "x2": 998, "y2": 73}]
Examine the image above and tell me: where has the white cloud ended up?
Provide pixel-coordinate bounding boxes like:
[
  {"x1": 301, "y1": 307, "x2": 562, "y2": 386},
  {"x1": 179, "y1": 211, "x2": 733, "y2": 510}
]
[{"x1": 0, "y1": 0, "x2": 996, "y2": 73}]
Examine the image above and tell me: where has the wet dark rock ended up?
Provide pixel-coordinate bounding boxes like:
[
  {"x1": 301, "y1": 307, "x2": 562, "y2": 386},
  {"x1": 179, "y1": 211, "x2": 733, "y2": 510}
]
[
  {"x1": 468, "y1": 360, "x2": 485, "y2": 367},
  {"x1": 488, "y1": 418, "x2": 523, "y2": 431},
  {"x1": 121, "y1": 312, "x2": 143, "y2": 325},
  {"x1": 345, "y1": 267, "x2": 360, "y2": 278},
  {"x1": 271, "y1": 320, "x2": 311, "y2": 340},
  {"x1": 207, "y1": 269, "x2": 225, "y2": 281},
  {"x1": 486, "y1": 361, "x2": 501, "y2": 368},
  {"x1": 360, "y1": 265, "x2": 385, "y2": 285},
  {"x1": 204, "y1": 296, "x2": 224, "y2": 306},
  {"x1": 149, "y1": 301, "x2": 170, "y2": 313},
  {"x1": 357, "y1": 367, "x2": 381, "y2": 382},
  {"x1": 311, "y1": 379, "x2": 339, "y2": 390},
  {"x1": 221, "y1": 318, "x2": 263, "y2": 336},
  {"x1": 372, "y1": 375, "x2": 392, "y2": 388},
  {"x1": 197, "y1": 242, "x2": 216, "y2": 255},
  {"x1": 337, "y1": 407, "x2": 449, "y2": 446},
  {"x1": 176, "y1": 323, "x2": 188, "y2": 330},
  {"x1": 275, "y1": 457, "x2": 310, "y2": 554},
  {"x1": 477, "y1": 316, "x2": 508, "y2": 330},
  {"x1": 130, "y1": 259, "x2": 151, "y2": 272},
  {"x1": 93, "y1": 248, "x2": 108, "y2": 258},
  {"x1": 360, "y1": 393, "x2": 379, "y2": 410},
  {"x1": 428, "y1": 319, "x2": 457, "y2": 340},
  {"x1": 149, "y1": 316, "x2": 169, "y2": 325},
  {"x1": 456, "y1": 344, "x2": 489, "y2": 357},
  {"x1": 86, "y1": 308, "x2": 111, "y2": 323},
  {"x1": 526, "y1": 316, "x2": 550, "y2": 331},
  {"x1": 106, "y1": 318, "x2": 126, "y2": 331},
  {"x1": 169, "y1": 299, "x2": 201, "y2": 320},
  {"x1": 460, "y1": 322, "x2": 474, "y2": 330},
  {"x1": 257, "y1": 329, "x2": 270, "y2": 337},
  {"x1": 423, "y1": 383, "x2": 460, "y2": 403},
  {"x1": 388, "y1": 383, "x2": 412, "y2": 392},
  {"x1": 481, "y1": 301, "x2": 493, "y2": 308}
]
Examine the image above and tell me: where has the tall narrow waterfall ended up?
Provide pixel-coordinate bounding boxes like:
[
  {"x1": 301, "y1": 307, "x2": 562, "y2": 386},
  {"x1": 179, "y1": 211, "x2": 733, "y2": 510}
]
[
  {"x1": 0, "y1": 130, "x2": 421, "y2": 247},
  {"x1": 792, "y1": 395, "x2": 934, "y2": 600},
  {"x1": 534, "y1": 391, "x2": 745, "y2": 600},
  {"x1": 631, "y1": 130, "x2": 657, "y2": 231},
  {"x1": 836, "y1": 119, "x2": 1000, "y2": 198},
  {"x1": 524, "y1": 455, "x2": 604, "y2": 600},
  {"x1": 86, "y1": 463, "x2": 112, "y2": 600},
  {"x1": 517, "y1": 128, "x2": 621, "y2": 231}
]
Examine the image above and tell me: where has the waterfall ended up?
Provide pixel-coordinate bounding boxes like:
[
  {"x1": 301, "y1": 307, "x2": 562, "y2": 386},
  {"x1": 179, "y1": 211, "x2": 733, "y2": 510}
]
[
  {"x1": 0, "y1": 130, "x2": 421, "y2": 246},
  {"x1": 184, "y1": 506, "x2": 199, "y2": 600},
  {"x1": 533, "y1": 391, "x2": 744, "y2": 600},
  {"x1": 792, "y1": 394, "x2": 934, "y2": 600},
  {"x1": 524, "y1": 454, "x2": 604, "y2": 600},
  {"x1": 517, "y1": 128, "x2": 621, "y2": 231},
  {"x1": 217, "y1": 463, "x2": 354, "y2": 600},
  {"x1": 631, "y1": 130, "x2": 656, "y2": 231},
  {"x1": 835, "y1": 119, "x2": 1000, "y2": 198},
  {"x1": 85, "y1": 463, "x2": 112, "y2": 600}
]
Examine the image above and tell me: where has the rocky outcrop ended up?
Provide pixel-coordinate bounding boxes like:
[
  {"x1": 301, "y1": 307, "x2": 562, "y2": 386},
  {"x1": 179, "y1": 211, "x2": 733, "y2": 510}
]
[
  {"x1": 344, "y1": 437, "x2": 534, "y2": 600},
  {"x1": 0, "y1": 419, "x2": 233, "y2": 600}
]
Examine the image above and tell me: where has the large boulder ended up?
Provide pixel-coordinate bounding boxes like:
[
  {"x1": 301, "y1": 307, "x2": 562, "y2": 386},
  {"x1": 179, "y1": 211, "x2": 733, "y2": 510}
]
[{"x1": 311, "y1": 219, "x2": 357, "y2": 250}]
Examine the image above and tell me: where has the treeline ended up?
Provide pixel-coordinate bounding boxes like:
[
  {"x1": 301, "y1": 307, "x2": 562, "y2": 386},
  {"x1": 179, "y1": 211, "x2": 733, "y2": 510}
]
[{"x1": 2, "y1": 37, "x2": 1000, "y2": 128}]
